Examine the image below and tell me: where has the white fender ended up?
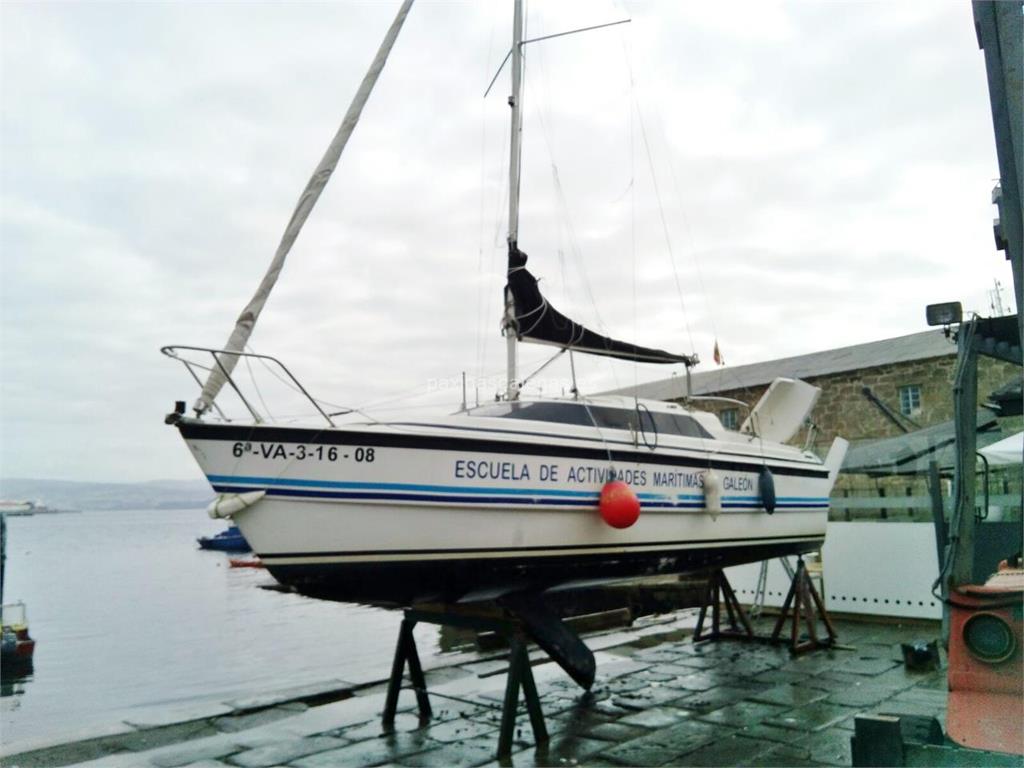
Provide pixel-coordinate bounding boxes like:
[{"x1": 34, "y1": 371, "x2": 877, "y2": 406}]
[
  {"x1": 206, "y1": 490, "x2": 266, "y2": 520},
  {"x1": 704, "y1": 469, "x2": 722, "y2": 520}
]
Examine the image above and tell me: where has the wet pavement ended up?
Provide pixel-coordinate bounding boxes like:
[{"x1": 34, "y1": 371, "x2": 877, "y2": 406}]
[{"x1": 2, "y1": 612, "x2": 956, "y2": 768}]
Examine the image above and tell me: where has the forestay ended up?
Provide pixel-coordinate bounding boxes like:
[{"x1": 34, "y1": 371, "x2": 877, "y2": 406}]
[{"x1": 194, "y1": 0, "x2": 415, "y2": 414}]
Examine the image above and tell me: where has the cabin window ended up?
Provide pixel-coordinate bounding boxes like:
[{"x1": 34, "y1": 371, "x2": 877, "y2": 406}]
[
  {"x1": 468, "y1": 402, "x2": 712, "y2": 438},
  {"x1": 720, "y1": 408, "x2": 739, "y2": 430},
  {"x1": 899, "y1": 385, "x2": 921, "y2": 416}
]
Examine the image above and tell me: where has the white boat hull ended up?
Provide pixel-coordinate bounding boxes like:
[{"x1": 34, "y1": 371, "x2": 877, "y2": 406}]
[{"x1": 177, "y1": 417, "x2": 832, "y2": 605}]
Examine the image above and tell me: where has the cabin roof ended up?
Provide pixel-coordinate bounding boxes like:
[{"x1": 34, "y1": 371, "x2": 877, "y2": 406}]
[{"x1": 606, "y1": 329, "x2": 956, "y2": 400}]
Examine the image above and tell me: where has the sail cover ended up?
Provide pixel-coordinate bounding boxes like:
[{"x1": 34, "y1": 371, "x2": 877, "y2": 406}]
[{"x1": 506, "y1": 245, "x2": 696, "y2": 365}]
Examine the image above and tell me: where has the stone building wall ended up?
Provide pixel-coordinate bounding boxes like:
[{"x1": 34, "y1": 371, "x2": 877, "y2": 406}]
[
  {"x1": 679, "y1": 354, "x2": 1021, "y2": 522},
  {"x1": 683, "y1": 354, "x2": 1020, "y2": 454}
]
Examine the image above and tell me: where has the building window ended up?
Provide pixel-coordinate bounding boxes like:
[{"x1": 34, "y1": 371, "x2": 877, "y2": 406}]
[
  {"x1": 899, "y1": 385, "x2": 921, "y2": 416},
  {"x1": 720, "y1": 408, "x2": 739, "y2": 430}
]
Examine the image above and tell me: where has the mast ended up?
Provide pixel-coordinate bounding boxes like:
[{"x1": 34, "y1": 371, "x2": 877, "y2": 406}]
[{"x1": 503, "y1": 0, "x2": 524, "y2": 400}]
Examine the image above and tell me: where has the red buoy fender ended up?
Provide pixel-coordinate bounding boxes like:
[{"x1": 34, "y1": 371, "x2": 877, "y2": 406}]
[{"x1": 599, "y1": 480, "x2": 641, "y2": 529}]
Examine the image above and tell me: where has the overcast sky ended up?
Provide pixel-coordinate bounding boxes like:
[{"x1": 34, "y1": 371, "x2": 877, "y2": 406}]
[{"x1": 0, "y1": 0, "x2": 1013, "y2": 483}]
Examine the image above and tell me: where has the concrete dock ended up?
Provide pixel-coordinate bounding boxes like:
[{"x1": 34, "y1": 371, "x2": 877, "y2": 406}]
[{"x1": 0, "y1": 611, "x2": 999, "y2": 768}]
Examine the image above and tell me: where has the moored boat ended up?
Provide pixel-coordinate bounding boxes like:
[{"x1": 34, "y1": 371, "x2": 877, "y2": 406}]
[
  {"x1": 1, "y1": 602, "x2": 35, "y2": 668},
  {"x1": 197, "y1": 524, "x2": 251, "y2": 553}
]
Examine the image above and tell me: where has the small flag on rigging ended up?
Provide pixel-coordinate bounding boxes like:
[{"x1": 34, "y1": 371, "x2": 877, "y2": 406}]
[{"x1": 713, "y1": 340, "x2": 724, "y2": 366}]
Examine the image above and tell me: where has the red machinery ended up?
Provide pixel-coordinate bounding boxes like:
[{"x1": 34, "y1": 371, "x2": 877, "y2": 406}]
[{"x1": 946, "y1": 560, "x2": 1024, "y2": 754}]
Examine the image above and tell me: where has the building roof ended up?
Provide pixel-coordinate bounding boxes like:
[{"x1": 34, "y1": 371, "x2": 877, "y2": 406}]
[{"x1": 609, "y1": 329, "x2": 956, "y2": 400}]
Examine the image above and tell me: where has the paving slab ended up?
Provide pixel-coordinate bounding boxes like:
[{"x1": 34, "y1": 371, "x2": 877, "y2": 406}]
[
  {"x1": 603, "y1": 675, "x2": 650, "y2": 694},
  {"x1": 834, "y1": 656, "x2": 901, "y2": 676},
  {"x1": 212, "y1": 705, "x2": 306, "y2": 734},
  {"x1": 744, "y1": 743, "x2": 822, "y2": 768},
  {"x1": 667, "y1": 653, "x2": 727, "y2": 670},
  {"x1": 826, "y1": 682, "x2": 901, "y2": 708},
  {"x1": 224, "y1": 680, "x2": 351, "y2": 711},
  {"x1": 395, "y1": 734, "x2": 506, "y2": 767},
  {"x1": 618, "y1": 705, "x2": 695, "y2": 729},
  {"x1": 611, "y1": 684, "x2": 688, "y2": 710},
  {"x1": 661, "y1": 670, "x2": 724, "y2": 691},
  {"x1": 550, "y1": 706, "x2": 617, "y2": 736},
  {"x1": 637, "y1": 669, "x2": 677, "y2": 683},
  {"x1": 147, "y1": 737, "x2": 244, "y2": 768},
  {"x1": 291, "y1": 731, "x2": 439, "y2": 768},
  {"x1": 123, "y1": 703, "x2": 235, "y2": 730},
  {"x1": 595, "y1": 659, "x2": 651, "y2": 679},
  {"x1": 678, "y1": 733, "x2": 778, "y2": 767},
  {"x1": 805, "y1": 670, "x2": 872, "y2": 691},
  {"x1": 764, "y1": 702, "x2": 856, "y2": 733},
  {"x1": 751, "y1": 683, "x2": 830, "y2": 707},
  {"x1": 228, "y1": 735, "x2": 346, "y2": 768},
  {"x1": 533, "y1": 733, "x2": 611, "y2": 765},
  {"x1": 599, "y1": 719, "x2": 716, "y2": 766},
  {"x1": 715, "y1": 656, "x2": 786, "y2": 678},
  {"x1": 339, "y1": 711, "x2": 428, "y2": 741},
  {"x1": 584, "y1": 721, "x2": 651, "y2": 742},
  {"x1": 740, "y1": 721, "x2": 814, "y2": 745},
  {"x1": 796, "y1": 726, "x2": 854, "y2": 766},
  {"x1": 753, "y1": 669, "x2": 809, "y2": 686},
  {"x1": 263, "y1": 694, "x2": 389, "y2": 738},
  {"x1": 695, "y1": 700, "x2": 787, "y2": 728},
  {"x1": 421, "y1": 717, "x2": 498, "y2": 744},
  {"x1": 675, "y1": 685, "x2": 754, "y2": 713}
]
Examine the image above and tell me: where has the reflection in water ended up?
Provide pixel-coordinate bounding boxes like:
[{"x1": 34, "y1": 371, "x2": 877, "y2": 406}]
[{"x1": 1, "y1": 658, "x2": 33, "y2": 697}]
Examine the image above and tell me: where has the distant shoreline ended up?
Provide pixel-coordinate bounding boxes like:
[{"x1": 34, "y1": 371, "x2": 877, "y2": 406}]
[{"x1": 0, "y1": 478, "x2": 213, "y2": 513}]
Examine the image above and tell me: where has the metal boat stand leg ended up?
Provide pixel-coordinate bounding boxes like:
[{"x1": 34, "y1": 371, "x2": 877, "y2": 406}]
[
  {"x1": 694, "y1": 569, "x2": 755, "y2": 642},
  {"x1": 382, "y1": 605, "x2": 552, "y2": 759},
  {"x1": 498, "y1": 635, "x2": 548, "y2": 758},
  {"x1": 769, "y1": 557, "x2": 838, "y2": 654},
  {"x1": 383, "y1": 616, "x2": 432, "y2": 725}
]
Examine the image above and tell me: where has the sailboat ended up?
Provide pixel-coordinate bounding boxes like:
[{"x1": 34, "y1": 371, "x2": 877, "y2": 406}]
[{"x1": 163, "y1": 1, "x2": 848, "y2": 609}]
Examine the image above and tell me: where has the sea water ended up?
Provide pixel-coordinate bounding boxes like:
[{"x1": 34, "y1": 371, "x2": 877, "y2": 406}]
[{"x1": 0, "y1": 508, "x2": 443, "y2": 751}]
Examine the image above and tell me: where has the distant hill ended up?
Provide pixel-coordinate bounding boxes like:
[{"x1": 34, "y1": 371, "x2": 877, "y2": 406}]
[{"x1": 0, "y1": 478, "x2": 214, "y2": 511}]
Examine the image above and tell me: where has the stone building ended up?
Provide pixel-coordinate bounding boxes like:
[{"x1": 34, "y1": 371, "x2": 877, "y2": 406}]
[
  {"x1": 613, "y1": 328, "x2": 1022, "y2": 523},
  {"x1": 616, "y1": 328, "x2": 1020, "y2": 458}
]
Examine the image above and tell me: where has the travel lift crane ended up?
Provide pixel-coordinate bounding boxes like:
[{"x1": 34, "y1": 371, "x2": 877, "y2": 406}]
[{"x1": 853, "y1": 2, "x2": 1023, "y2": 764}]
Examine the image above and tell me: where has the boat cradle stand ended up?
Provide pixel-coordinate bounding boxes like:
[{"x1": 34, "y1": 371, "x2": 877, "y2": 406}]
[
  {"x1": 694, "y1": 557, "x2": 838, "y2": 654},
  {"x1": 383, "y1": 604, "x2": 549, "y2": 759}
]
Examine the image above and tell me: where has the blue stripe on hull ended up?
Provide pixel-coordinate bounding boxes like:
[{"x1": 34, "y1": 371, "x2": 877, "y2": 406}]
[{"x1": 208, "y1": 477, "x2": 828, "y2": 511}]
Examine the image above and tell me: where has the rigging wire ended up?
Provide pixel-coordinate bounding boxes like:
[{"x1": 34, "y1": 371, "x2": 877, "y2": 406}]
[
  {"x1": 475, "y1": 16, "x2": 499, "y2": 382},
  {"x1": 524, "y1": 14, "x2": 627, "y2": 395},
  {"x1": 243, "y1": 350, "x2": 275, "y2": 422},
  {"x1": 632, "y1": 96, "x2": 695, "y2": 356},
  {"x1": 629, "y1": 21, "x2": 639, "y2": 408},
  {"x1": 653, "y1": 107, "x2": 721, "y2": 349}
]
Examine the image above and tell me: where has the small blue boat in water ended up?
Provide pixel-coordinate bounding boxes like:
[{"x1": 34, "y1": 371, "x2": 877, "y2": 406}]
[{"x1": 197, "y1": 525, "x2": 251, "y2": 553}]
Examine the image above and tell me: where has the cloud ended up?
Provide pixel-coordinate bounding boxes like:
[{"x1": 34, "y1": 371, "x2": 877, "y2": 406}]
[{"x1": 0, "y1": 0, "x2": 1011, "y2": 481}]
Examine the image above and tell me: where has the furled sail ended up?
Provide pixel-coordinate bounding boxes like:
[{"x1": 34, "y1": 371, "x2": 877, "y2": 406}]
[
  {"x1": 505, "y1": 245, "x2": 696, "y2": 365},
  {"x1": 194, "y1": 0, "x2": 415, "y2": 414}
]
